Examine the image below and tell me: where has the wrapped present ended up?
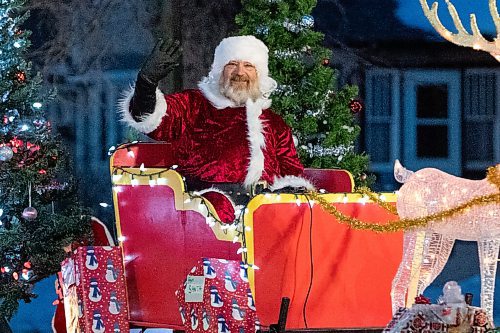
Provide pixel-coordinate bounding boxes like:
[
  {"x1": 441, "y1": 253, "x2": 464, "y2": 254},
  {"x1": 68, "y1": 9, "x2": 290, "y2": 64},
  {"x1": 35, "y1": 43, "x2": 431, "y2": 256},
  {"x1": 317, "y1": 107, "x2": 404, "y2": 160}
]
[
  {"x1": 385, "y1": 303, "x2": 497, "y2": 333},
  {"x1": 61, "y1": 246, "x2": 129, "y2": 333},
  {"x1": 384, "y1": 305, "x2": 448, "y2": 332},
  {"x1": 176, "y1": 258, "x2": 259, "y2": 333}
]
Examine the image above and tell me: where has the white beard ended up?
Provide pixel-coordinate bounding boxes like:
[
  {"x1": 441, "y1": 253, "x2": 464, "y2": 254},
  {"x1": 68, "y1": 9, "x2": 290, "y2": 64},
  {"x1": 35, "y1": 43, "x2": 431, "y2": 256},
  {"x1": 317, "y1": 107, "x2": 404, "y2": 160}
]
[{"x1": 220, "y1": 77, "x2": 261, "y2": 106}]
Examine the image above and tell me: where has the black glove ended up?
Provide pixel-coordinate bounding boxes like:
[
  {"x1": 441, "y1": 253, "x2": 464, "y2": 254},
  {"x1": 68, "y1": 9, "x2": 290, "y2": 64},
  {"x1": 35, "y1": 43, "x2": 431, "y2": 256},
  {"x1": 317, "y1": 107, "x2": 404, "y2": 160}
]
[
  {"x1": 130, "y1": 75, "x2": 157, "y2": 122},
  {"x1": 130, "y1": 39, "x2": 181, "y2": 122},
  {"x1": 139, "y1": 38, "x2": 181, "y2": 85}
]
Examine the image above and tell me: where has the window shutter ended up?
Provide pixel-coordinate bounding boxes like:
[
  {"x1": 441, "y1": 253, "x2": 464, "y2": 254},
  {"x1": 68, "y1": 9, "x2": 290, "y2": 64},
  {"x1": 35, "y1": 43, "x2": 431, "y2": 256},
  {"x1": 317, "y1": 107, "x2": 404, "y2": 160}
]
[
  {"x1": 463, "y1": 69, "x2": 499, "y2": 171},
  {"x1": 364, "y1": 69, "x2": 401, "y2": 188}
]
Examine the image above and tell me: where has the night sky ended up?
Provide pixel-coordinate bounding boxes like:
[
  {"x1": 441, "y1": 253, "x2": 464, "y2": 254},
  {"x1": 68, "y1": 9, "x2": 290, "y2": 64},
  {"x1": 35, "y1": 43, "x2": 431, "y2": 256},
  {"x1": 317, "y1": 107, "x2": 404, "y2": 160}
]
[{"x1": 397, "y1": 0, "x2": 496, "y2": 35}]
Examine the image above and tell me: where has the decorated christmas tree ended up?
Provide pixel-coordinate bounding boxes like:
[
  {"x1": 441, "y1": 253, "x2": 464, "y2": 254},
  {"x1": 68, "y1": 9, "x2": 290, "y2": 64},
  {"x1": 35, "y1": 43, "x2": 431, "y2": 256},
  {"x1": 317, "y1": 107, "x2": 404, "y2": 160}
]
[
  {"x1": 236, "y1": 0, "x2": 372, "y2": 186},
  {"x1": 0, "y1": 0, "x2": 91, "y2": 320}
]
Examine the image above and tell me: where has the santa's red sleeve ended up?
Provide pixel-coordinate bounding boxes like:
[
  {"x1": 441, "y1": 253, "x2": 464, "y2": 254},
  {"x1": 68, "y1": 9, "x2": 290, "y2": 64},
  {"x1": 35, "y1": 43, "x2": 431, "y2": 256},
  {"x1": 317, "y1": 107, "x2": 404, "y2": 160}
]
[{"x1": 118, "y1": 87, "x2": 194, "y2": 140}]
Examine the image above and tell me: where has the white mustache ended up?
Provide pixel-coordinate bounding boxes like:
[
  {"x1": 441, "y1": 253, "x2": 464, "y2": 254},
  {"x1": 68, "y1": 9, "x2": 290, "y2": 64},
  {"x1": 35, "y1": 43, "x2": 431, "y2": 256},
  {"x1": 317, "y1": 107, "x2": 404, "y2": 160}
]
[{"x1": 230, "y1": 75, "x2": 250, "y2": 82}]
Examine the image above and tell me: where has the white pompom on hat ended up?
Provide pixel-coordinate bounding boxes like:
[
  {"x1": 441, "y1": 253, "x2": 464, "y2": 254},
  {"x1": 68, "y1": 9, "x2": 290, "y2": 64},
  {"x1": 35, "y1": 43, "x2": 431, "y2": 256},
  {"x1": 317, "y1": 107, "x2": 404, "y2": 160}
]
[{"x1": 198, "y1": 35, "x2": 277, "y2": 109}]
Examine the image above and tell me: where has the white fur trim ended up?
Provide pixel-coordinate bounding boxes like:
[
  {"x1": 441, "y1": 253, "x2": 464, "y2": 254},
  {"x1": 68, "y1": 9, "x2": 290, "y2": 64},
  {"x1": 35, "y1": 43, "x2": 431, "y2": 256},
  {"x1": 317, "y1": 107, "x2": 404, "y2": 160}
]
[
  {"x1": 118, "y1": 85, "x2": 167, "y2": 133},
  {"x1": 91, "y1": 216, "x2": 116, "y2": 246},
  {"x1": 244, "y1": 99, "x2": 266, "y2": 187},
  {"x1": 198, "y1": 35, "x2": 277, "y2": 109},
  {"x1": 51, "y1": 311, "x2": 56, "y2": 333},
  {"x1": 269, "y1": 175, "x2": 316, "y2": 192},
  {"x1": 213, "y1": 36, "x2": 270, "y2": 81}
]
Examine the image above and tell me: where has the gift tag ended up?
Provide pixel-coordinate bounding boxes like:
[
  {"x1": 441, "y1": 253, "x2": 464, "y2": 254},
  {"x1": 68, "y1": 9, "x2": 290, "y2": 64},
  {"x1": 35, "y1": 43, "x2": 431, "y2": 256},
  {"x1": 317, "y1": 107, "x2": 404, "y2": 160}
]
[{"x1": 185, "y1": 275, "x2": 205, "y2": 302}]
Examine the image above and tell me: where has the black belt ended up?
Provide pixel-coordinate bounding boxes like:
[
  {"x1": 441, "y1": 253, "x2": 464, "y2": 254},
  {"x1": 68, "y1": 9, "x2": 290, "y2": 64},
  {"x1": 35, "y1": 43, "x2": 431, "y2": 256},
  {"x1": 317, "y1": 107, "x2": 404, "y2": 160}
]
[{"x1": 184, "y1": 178, "x2": 268, "y2": 206}]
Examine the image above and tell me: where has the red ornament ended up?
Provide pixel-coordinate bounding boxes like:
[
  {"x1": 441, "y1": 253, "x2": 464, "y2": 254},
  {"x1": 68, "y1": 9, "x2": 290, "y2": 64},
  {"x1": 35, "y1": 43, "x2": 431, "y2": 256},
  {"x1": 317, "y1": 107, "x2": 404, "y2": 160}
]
[
  {"x1": 26, "y1": 142, "x2": 40, "y2": 152},
  {"x1": 9, "y1": 137, "x2": 23, "y2": 148},
  {"x1": 411, "y1": 315, "x2": 426, "y2": 329},
  {"x1": 349, "y1": 99, "x2": 363, "y2": 114},
  {"x1": 15, "y1": 71, "x2": 26, "y2": 83},
  {"x1": 415, "y1": 294, "x2": 431, "y2": 304},
  {"x1": 39, "y1": 169, "x2": 47, "y2": 174},
  {"x1": 23, "y1": 261, "x2": 31, "y2": 269},
  {"x1": 474, "y1": 310, "x2": 489, "y2": 327},
  {"x1": 12, "y1": 272, "x2": 19, "y2": 280},
  {"x1": 1, "y1": 267, "x2": 5, "y2": 273},
  {"x1": 322, "y1": 58, "x2": 330, "y2": 66}
]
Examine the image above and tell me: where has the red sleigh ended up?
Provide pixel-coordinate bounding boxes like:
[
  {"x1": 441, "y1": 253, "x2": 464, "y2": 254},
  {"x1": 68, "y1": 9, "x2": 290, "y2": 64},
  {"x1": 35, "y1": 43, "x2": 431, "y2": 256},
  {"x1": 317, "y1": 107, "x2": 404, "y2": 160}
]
[{"x1": 109, "y1": 142, "x2": 403, "y2": 330}]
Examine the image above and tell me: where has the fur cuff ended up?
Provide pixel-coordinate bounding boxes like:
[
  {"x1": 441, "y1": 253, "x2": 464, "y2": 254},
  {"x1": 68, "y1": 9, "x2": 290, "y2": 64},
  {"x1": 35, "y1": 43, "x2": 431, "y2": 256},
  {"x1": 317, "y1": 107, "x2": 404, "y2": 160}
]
[
  {"x1": 269, "y1": 175, "x2": 316, "y2": 192},
  {"x1": 118, "y1": 85, "x2": 167, "y2": 133}
]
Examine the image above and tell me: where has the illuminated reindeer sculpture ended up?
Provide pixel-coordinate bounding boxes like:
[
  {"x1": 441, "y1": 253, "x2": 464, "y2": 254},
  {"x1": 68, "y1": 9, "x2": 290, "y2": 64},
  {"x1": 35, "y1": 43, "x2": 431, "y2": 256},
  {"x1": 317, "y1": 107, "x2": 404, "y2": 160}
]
[
  {"x1": 390, "y1": 0, "x2": 500, "y2": 321},
  {"x1": 419, "y1": 0, "x2": 500, "y2": 62},
  {"x1": 390, "y1": 160, "x2": 500, "y2": 321}
]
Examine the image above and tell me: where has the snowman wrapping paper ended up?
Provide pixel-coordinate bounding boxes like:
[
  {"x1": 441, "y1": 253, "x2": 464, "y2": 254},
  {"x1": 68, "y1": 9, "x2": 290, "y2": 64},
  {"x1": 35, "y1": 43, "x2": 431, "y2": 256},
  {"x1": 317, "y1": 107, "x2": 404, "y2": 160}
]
[
  {"x1": 176, "y1": 258, "x2": 260, "y2": 333},
  {"x1": 61, "y1": 246, "x2": 129, "y2": 333}
]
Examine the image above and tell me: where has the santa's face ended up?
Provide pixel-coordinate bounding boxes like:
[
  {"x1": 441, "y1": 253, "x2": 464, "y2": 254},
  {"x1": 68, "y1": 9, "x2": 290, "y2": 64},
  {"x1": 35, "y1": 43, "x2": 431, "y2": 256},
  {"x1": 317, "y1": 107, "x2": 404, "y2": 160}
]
[{"x1": 220, "y1": 60, "x2": 261, "y2": 105}]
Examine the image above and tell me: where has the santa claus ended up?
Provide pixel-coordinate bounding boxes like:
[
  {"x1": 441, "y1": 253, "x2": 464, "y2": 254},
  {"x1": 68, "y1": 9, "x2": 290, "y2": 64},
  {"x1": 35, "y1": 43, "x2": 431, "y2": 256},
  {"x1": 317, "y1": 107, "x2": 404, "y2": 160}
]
[{"x1": 119, "y1": 35, "x2": 314, "y2": 201}]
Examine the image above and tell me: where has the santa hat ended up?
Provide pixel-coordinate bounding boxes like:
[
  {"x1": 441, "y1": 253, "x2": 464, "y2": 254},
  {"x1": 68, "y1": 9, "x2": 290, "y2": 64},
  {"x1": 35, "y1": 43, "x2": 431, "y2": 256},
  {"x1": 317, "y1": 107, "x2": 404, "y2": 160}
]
[{"x1": 198, "y1": 35, "x2": 277, "y2": 109}]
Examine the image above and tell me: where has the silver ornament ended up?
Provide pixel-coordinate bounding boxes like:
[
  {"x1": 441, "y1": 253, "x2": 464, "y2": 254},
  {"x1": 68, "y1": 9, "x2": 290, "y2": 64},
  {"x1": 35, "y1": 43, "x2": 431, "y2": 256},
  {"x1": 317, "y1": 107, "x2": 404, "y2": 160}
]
[
  {"x1": 301, "y1": 15, "x2": 314, "y2": 28},
  {"x1": 256, "y1": 25, "x2": 269, "y2": 35},
  {"x1": 6, "y1": 109, "x2": 19, "y2": 121},
  {"x1": 0, "y1": 146, "x2": 13, "y2": 162},
  {"x1": 283, "y1": 20, "x2": 300, "y2": 33},
  {"x1": 22, "y1": 207, "x2": 38, "y2": 221}
]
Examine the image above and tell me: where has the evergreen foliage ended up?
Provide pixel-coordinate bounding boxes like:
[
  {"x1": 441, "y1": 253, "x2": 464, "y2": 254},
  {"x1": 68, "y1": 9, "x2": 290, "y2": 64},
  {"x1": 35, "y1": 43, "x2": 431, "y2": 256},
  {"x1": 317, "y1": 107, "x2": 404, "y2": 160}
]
[
  {"x1": 236, "y1": 0, "x2": 373, "y2": 186},
  {"x1": 0, "y1": 0, "x2": 91, "y2": 319}
]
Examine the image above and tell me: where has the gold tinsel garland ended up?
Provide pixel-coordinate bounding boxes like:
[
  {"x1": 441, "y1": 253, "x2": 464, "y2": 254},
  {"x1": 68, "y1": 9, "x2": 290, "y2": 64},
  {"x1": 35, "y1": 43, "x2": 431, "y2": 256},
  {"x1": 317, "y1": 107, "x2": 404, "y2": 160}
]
[
  {"x1": 356, "y1": 186, "x2": 398, "y2": 215},
  {"x1": 487, "y1": 165, "x2": 500, "y2": 189},
  {"x1": 310, "y1": 164, "x2": 500, "y2": 233}
]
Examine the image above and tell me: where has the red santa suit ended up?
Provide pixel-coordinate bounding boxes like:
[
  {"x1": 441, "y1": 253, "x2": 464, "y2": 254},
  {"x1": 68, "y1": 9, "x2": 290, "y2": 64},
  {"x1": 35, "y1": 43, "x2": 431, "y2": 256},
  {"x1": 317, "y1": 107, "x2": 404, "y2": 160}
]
[
  {"x1": 120, "y1": 36, "x2": 314, "y2": 192},
  {"x1": 120, "y1": 87, "x2": 312, "y2": 189}
]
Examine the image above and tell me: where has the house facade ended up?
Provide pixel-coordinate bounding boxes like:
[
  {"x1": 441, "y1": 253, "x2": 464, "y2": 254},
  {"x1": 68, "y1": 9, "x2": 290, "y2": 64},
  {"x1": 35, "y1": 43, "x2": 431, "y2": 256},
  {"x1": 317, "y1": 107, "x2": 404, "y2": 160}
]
[
  {"x1": 335, "y1": 42, "x2": 499, "y2": 190},
  {"x1": 43, "y1": 1, "x2": 500, "y2": 201}
]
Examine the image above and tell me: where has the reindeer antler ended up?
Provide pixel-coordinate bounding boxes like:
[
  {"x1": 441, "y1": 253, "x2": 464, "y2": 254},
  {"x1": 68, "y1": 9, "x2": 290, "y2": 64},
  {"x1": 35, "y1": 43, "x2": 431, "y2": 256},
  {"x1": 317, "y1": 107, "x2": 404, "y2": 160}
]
[{"x1": 419, "y1": 0, "x2": 500, "y2": 61}]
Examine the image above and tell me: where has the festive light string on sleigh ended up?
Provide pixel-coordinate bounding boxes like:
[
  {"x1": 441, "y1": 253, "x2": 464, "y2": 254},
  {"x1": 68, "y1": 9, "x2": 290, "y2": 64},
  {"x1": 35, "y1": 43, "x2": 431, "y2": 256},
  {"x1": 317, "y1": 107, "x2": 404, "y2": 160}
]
[
  {"x1": 110, "y1": 140, "x2": 500, "y2": 309},
  {"x1": 110, "y1": 162, "x2": 261, "y2": 270},
  {"x1": 110, "y1": 144, "x2": 498, "y2": 222},
  {"x1": 111, "y1": 149, "x2": 498, "y2": 251},
  {"x1": 310, "y1": 165, "x2": 499, "y2": 233}
]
